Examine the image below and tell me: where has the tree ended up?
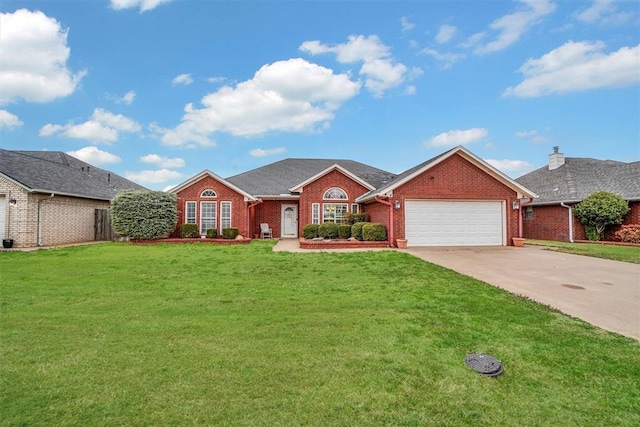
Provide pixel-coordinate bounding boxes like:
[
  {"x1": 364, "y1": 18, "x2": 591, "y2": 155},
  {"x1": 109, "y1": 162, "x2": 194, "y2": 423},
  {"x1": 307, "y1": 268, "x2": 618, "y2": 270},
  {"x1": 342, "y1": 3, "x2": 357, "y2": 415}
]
[
  {"x1": 573, "y1": 191, "x2": 629, "y2": 241},
  {"x1": 111, "y1": 190, "x2": 178, "y2": 240}
]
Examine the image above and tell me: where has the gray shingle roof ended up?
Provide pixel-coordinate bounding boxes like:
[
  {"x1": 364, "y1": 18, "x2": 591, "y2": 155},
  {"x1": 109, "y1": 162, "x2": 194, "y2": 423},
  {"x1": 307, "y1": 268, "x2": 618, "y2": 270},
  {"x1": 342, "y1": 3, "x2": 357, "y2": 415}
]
[
  {"x1": 0, "y1": 149, "x2": 147, "y2": 200},
  {"x1": 515, "y1": 158, "x2": 640, "y2": 205},
  {"x1": 226, "y1": 158, "x2": 396, "y2": 196}
]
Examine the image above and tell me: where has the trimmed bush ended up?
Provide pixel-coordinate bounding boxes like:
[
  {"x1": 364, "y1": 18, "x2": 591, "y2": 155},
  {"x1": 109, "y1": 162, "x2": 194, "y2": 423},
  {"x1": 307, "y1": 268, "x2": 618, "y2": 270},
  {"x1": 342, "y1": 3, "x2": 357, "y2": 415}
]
[
  {"x1": 206, "y1": 228, "x2": 218, "y2": 238},
  {"x1": 615, "y1": 224, "x2": 640, "y2": 243},
  {"x1": 574, "y1": 191, "x2": 629, "y2": 241},
  {"x1": 180, "y1": 223, "x2": 199, "y2": 238},
  {"x1": 351, "y1": 222, "x2": 367, "y2": 241},
  {"x1": 318, "y1": 222, "x2": 339, "y2": 239},
  {"x1": 338, "y1": 225, "x2": 351, "y2": 239},
  {"x1": 111, "y1": 190, "x2": 178, "y2": 240},
  {"x1": 345, "y1": 212, "x2": 367, "y2": 225},
  {"x1": 362, "y1": 223, "x2": 387, "y2": 241},
  {"x1": 302, "y1": 224, "x2": 319, "y2": 239},
  {"x1": 222, "y1": 228, "x2": 239, "y2": 239}
]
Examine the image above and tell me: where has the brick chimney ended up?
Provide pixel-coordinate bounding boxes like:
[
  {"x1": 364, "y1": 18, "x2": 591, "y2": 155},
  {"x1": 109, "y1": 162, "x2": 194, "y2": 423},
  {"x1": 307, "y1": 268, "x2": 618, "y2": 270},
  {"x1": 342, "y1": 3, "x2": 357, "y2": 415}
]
[{"x1": 548, "y1": 146, "x2": 565, "y2": 170}]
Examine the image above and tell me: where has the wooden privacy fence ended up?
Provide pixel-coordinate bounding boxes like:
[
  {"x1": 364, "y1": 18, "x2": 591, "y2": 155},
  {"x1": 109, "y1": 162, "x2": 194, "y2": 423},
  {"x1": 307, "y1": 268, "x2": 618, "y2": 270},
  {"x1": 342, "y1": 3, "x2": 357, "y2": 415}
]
[{"x1": 94, "y1": 209, "x2": 115, "y2": 241}]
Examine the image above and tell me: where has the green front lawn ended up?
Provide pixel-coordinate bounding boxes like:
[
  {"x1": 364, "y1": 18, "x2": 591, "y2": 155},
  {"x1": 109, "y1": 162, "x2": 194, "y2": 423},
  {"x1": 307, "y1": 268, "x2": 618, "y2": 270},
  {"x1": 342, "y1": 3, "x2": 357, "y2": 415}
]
[
  {"x1": 1, "y1": 242, "x2": 638, "y2": 425},
  {"x1": 527, "y1": 239, "x2": 640, "y2": 264}
]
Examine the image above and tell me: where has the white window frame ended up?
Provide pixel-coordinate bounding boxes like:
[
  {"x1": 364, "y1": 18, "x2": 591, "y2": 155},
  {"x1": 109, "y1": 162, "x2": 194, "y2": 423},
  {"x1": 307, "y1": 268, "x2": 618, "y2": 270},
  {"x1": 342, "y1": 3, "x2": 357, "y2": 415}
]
[
  {"x1": 185, "y1": 201, "x2": 197, "y2": 224},
  {"x1": 323, "y1": 187, "x2": 348, "y2": 200},
  {"x1": 200, "y1": 201, "x2": 217, "y2": 233},
  {"x1": 323, "y1": 203, "x2": 348, "y2": 224},
  {"x1": 201, "y1": 189, "x2": 217, "y2": 198},
  {"x1": 221, "y1": 201, "x2": 232, "y2": 230},
  {"x1": 312, "y1": 203, "x2": 320, "y2": 225},
  {"x1": 351, "y1": 203, "x2": 359, "y2": 214}
]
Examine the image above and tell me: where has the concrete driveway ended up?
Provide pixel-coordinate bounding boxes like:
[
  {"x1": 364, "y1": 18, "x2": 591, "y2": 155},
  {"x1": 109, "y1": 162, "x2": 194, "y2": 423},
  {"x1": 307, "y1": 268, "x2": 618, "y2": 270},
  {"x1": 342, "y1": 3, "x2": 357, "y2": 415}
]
[{"x1": 405, "y1": 245, "x2": 640, "y2": 341}]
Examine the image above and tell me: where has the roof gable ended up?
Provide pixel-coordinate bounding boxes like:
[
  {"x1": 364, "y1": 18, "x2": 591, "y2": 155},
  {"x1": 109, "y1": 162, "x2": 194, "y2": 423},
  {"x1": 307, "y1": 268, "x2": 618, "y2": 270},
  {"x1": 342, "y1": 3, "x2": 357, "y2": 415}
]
[
  {"x1": 289, "y1": 164, "x2": 376, "y2": 193},
  {"x1": 357, "y1": 146, "x2": 537, "y2": 202},
  {"x1": 0, "y1": 149, "x2": 146, "y2": 200},
  {"x1": 516, "y1": 157, "x2": 640, "y2": 204},
  {"x1": 169, "y1": 170, "x2": 257, "y2": 201}
]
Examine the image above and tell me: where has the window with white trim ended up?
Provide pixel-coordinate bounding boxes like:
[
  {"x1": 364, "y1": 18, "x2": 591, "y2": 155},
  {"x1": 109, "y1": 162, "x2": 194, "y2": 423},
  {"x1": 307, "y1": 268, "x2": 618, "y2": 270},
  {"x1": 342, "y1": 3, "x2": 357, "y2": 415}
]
[
  {"x1": 323, "y1": 203, "x2": 348, "y2": 224},
  {"x1": 200, "y1": 201, "x2": 217, "y2": 233},
  {"x1": 221, "y1": 201, "x2": 231, "y2": 230},
  {"x1": 323, "y1": 187, "x2": 347, "y2": 200},
  {"x1": 312, "y1": 203, "x2": 320, "y2": 224},
  {"x1": 351, "y1": 203, "x2": 359, "y2": 213},
  {"x1": 185, "y1": 201, "x2": 196, "y2": 224},
  {"x1": 525, "y1": 206, "x2": 533, "y2": 220},
  {"x1": 201, "y1": 189, "x2": 217, "y2": 197}
]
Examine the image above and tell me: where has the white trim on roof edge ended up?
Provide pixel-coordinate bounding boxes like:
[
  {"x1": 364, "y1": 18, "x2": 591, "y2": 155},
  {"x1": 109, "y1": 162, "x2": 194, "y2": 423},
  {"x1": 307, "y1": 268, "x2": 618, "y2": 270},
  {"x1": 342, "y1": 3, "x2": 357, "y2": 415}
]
[
  {"x1": 168, "y1": 170, "x2": 257, "y2": 201},
  {"x1": 356, "y1": 146, "x2": 537, "y2": 203},
  {"x1": 289, "y1": 164, "x2": 376, "y2": 193}
]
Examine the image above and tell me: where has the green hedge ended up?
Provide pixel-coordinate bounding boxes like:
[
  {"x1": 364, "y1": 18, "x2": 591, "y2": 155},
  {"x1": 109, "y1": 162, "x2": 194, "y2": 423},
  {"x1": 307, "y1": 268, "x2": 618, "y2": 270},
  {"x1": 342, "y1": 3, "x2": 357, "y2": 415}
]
[
  {"x1": 362, "y1": 223, "x2": 387, "y2": 241},
  {"x1": 302, "y1": 224, "x2": 319, "y2": 239},
  {"x1": 345, "y1": 212, "x2": 367, "y2": 225},
  {"x1": 206, "y1": 228, "x2": 218, "y2": 238},
  {"x1": 180, "y1": 223, "x2": 199, "y2": 238},
  {"x1": 338, "y1": 225, "x2": 351, "y2": 239},
  {"x1": 111, "y1": 190, "x2": 178, "y2": 240},
  {"x1": 351, "y1": 222, "x2": 367, "y2": 241},
  {"x1": 318, "y1": 222, "x2": 339, "y2": 239},
  {"x1": 222, "y1": 228, "x2": 239, "y2": 239}
]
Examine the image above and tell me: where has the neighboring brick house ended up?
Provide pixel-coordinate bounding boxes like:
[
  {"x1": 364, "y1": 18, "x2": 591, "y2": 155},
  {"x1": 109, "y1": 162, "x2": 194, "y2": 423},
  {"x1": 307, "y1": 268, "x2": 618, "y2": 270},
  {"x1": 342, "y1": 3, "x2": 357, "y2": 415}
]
[
  {"x1": 170, "y1": 146, "x2": 536, "y2": 247},
  {"x1": 515, "y1": 147, "x2": 640, "y2": 242},
  {"x1": 0, "y1": 149, "x2": 146, "y2": 248}
]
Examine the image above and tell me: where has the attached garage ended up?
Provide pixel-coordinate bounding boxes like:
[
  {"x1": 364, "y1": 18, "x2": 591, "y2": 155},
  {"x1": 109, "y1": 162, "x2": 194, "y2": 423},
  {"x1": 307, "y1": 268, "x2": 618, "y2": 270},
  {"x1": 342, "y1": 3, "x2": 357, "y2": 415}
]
[{"x1": 405, "y1": 200, "x2": 505, "y2": 246}]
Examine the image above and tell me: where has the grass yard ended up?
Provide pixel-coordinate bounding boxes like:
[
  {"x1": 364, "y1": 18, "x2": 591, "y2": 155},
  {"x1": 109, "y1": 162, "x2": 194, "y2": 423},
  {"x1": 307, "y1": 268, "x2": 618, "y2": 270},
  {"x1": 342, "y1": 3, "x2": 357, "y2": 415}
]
[
  {"x1": 527, "y1": 239, "x2": 640, "y2": 264},
  {"x1": 1, "y1": 241, "x2": 639, "y2": 426}
]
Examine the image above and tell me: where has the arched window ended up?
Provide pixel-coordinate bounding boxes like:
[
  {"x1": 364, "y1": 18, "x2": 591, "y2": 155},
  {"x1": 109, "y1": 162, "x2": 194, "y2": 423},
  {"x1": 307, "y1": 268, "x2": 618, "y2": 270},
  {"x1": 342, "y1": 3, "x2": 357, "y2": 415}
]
[
  {"x1": 201, "y1": 189, "x2": 217, "y2": 197},
  {"x1": 323, "y1": 187, "x2": 347, "y2": 200}
]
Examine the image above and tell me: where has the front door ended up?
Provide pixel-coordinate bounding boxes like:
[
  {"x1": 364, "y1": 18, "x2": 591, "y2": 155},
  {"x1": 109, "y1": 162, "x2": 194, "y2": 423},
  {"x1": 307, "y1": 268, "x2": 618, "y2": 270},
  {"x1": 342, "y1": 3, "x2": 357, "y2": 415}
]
[{"x1": 281, "y1": 204, "x2": 298, "y2": 238}]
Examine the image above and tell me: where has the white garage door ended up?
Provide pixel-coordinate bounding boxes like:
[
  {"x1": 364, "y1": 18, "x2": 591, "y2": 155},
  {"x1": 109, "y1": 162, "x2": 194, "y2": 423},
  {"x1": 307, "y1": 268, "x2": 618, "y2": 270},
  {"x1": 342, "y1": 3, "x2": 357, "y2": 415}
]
[{"x1": 405, "y1": 200, "x2": 504, "y2": 246}]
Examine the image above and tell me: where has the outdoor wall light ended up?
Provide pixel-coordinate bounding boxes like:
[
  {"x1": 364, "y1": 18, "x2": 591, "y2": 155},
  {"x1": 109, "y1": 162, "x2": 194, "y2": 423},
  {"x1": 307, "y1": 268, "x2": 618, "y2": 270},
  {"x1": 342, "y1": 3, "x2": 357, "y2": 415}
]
[
  {"x1": 9, "y1": 198, "x2": 16, "y2": 206},
  {"x1": 394, "y1": 200, "x2": 401, "y2": 209},
  {"x1": 512, "y1": 201, "x2": 520, "y2": 210}
]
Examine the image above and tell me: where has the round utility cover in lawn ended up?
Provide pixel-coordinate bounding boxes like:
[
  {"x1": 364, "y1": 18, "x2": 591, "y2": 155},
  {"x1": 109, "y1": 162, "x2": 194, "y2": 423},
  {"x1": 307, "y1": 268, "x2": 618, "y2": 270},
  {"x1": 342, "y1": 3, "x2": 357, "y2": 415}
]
[{"x1": 465, "y1": 353, "x2": 504, "y2": 377}]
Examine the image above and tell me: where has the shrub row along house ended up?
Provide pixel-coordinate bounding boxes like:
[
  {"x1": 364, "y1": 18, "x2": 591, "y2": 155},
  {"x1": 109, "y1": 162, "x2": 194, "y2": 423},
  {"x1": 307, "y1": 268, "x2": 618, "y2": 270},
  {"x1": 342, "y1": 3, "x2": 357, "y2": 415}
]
[
  {"x1": 515, "y1": 147, "x2": 640, "y2": 242},
  {"x1": 169, "y1": 145, "x2": 537, "y2": 247},
  {"x1": 0, "y1": 149, "x2": 145, "y2": 248}
]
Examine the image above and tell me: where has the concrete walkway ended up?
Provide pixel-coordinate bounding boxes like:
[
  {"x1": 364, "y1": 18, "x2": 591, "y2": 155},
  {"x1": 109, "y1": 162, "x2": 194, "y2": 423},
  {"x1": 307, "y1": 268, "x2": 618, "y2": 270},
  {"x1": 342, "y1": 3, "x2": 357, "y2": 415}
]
[{"x1": 274, "y1": 239, "x2": 640, "y2": 341}]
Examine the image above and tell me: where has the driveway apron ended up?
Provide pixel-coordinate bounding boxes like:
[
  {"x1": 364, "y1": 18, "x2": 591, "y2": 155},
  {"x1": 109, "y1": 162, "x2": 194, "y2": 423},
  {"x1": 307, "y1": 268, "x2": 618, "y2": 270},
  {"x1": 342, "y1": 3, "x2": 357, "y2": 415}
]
[{"x1": 404, "y1": 245, "x2": 640, "y2": 341}]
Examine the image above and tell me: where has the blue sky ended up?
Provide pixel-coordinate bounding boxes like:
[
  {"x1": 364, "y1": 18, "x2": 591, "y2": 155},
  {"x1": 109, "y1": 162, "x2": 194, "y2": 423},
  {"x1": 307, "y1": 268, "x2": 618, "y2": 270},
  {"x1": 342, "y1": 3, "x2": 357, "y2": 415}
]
[{"x1": 1, "y1": 0, "x2": 638, "y2": 190}]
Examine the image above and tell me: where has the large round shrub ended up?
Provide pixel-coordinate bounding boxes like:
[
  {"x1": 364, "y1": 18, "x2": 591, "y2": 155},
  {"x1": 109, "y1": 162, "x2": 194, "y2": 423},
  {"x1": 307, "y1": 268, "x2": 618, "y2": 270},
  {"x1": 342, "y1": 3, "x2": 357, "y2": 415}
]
[
  {"x1": 111, "y1": 190, "x2": 178, "y2": 240},
  {"x1": 338, "y1": 225, "x2": 351, "y2": 239},
  {"x1": 318, "y1": 222, "x2": 339, "y2": 239},
  {"x1": 362, "y1": 223, "x2": 387, "y2": 241},
  {"x1": 574, "y1": 191, "x2": 629, "y2": 241},
  {"x1": 351, "y1": 222, "x2": 368, "y2": 241},
  {"x1": 302, "y1": 224, "x2": 319, "y2": 239}
]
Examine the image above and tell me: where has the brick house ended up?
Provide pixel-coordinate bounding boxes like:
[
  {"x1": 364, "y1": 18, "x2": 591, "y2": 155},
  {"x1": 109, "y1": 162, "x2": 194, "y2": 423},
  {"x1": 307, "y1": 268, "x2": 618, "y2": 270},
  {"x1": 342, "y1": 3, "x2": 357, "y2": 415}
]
[
  {"x1": 0, "y1": 149, "x2": 146, "y2": 248},
  {"x1": 515, "y1": 147, "x2": 640, "y2": 242},
  {"x1": 170, "y1": 146, "x2": 536, "y2": 247}
]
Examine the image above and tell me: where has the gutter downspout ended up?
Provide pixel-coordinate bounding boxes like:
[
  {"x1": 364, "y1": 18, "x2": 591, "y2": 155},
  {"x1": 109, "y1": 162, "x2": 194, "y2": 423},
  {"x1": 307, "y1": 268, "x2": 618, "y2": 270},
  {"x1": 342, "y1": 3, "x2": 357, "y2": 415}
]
[
  {"x1": 37, "y1": 193, "x2": 55, "y2": 246},
  {"x1": 518, "y1": 198, "x2": 534, "y2": 238},
  {"x1": 560, "y1": 202, "x2": 574, "y2": 243},
  {"x1": 247, "y1": 199, "x2": 262, "y2": 238},
  {"x1": 375, "y1": 196, "x2": 394, "y2": 247}
]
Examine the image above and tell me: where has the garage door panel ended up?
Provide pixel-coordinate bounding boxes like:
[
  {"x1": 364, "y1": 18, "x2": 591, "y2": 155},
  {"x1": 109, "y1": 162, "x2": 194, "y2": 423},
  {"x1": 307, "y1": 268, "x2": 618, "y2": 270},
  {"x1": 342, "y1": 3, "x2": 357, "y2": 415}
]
[{"x1": 405, "y1": 200, "x2": 504, "y2": 246}]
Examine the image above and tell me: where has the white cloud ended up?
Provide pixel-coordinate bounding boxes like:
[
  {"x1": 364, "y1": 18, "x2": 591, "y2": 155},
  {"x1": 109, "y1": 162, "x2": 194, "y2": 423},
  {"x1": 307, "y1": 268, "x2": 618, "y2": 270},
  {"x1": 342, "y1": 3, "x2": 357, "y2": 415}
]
[
  {"x1": 207, "y1": 76, "x2": 227, "y2": 84},
  {"x1": 300, "y1": 35, "x2": 414, "y2": 97},
  {"x1": 172, "y1": 73, "x2": 193, "y2": 85},
  {"x1": 140, "y1": 154, "x2": 185, "y2": 168},
  {"x1": 436, "y1": 24, "x2": 457, "y2": 43},
  {"x1": 66, "y1": 146, "x2": 121, "y2": 164},
  {"x1": 0, "y1": 9, "x2": 86, "y2": 105},
  {"x1": 574, "y1": 0, "x2": 631, "y2": 25},
  {"x1": 485, "y1": 158, "x2": 534, "y2": 175},
  {"x1": 421, "y1": 48, "x2": 466, "y2": 69},
  {"x1": 516, "y1": 130, "x2": 538, "y2": 138},
  {"x1": 249, "y1": 147, "x2": 287, "y2": 157},
  {"x1": 110, "y1": 0, "x2": 172, "y2": 13},
  {"x1": 401, "y1": 17, "x2": 415, "y2": 32},
  {"x1": 0, "y1": 110, "x2": 23, "y2": 130},
  {"x1": 120, "y1": 90, "x2": 136, "y2": 104},
  {"x1": 40, "y1": 108, "x2": 142, "y2": 143},
  {"x1": 471, "y1": 0, "x2": 557, "y2": 54},
  {"x1": 425, "y1": 128, "x2": 488, "y2": 148},
  {"x1": 124, "y1": 169, "x2": 183, "y2": 185},
  {"x1": 155, "y1": 58, "x2": 360, "y2": 146},
  {"x1": 503, "y1": 41, "x2": 640, "y2": 98}
]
